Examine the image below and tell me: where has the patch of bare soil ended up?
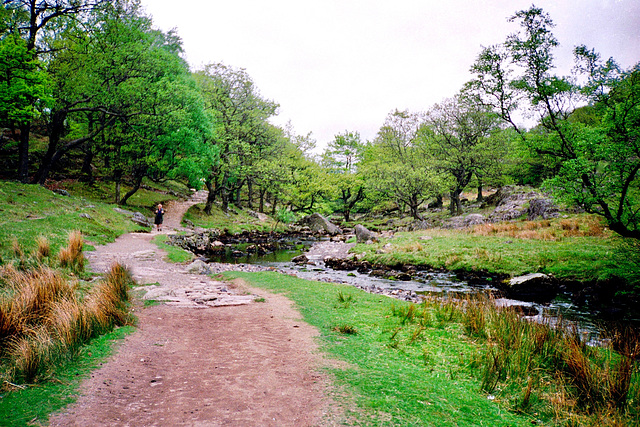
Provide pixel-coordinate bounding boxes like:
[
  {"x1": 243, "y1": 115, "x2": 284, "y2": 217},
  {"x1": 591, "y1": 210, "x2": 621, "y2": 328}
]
[{"x1": 49, "y1": 194, "x2": 340, "y2": 426}]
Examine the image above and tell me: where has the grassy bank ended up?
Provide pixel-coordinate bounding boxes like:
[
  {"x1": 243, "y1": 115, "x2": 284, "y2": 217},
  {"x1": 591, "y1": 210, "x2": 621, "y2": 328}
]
[
  {"x1": 183, "y1": 203, "x2": 284, "y2": 234},
  {"x1": 222, "y1": 271, "x2": 532, "y2": 426},
  {"x1": 0, "y1": 181, "x2": 149, "y2": 259},
  {"x1": 224, "y1": 271, "x2": 640, "y2": 426},
  {"x1": 0, "y1": 179, "x2": 145, "y2": 425},
  {"x1": 356, "y1": 215, "x2": 640, "y2": 285}
]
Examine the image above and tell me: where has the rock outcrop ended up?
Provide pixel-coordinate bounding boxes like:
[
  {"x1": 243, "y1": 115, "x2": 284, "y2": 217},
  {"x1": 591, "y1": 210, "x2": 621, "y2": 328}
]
[
  {"x1": 354, "y1": 224, "x2": 378, "y2": 243},
  {"x1": 487, "y1": 186, "x2": 559, "y2": 223},
  {"x1": 296, "y1": 213, "x2": 342, "y2": 235},
  {"x1": 527, "y1": 198, "x2": 560, "y2": 220}
]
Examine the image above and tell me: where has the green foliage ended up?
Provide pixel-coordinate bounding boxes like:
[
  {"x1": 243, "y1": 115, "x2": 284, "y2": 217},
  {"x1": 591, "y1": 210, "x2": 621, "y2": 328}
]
[
  {"x1": 322, "y1": 131, "x2": 367, "y2": 221},
  {"x1": 468, "y1": 5, "x2": 640, "y2": 238},
  {"x1": 423, "y1": 95, "x2": 503, "y2": 214},
  {"x1": 0, "y1": 34, "x2": 52, "y2": 127},
  {"x1": 194, "y1": 63, "x2": 279, "y2": 212},
  {"x1": 361, "y1": 110, "x2": 447, "y2": 220},
  {"x1": 274, "y1": 207, "x2": 296, "y2": 224}
]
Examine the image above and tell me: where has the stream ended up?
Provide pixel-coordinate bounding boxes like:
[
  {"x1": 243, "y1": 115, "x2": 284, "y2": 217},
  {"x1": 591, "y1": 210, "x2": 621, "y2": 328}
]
[{"x1": 207, "y1": 241, "x2": 603, "y2": 344}]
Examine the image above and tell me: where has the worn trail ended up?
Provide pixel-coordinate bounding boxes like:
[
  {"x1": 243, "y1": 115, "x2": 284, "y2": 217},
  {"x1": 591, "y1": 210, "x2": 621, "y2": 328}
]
[{"x1": 49, "y1": 193, "x2": 337, "y2": 426}]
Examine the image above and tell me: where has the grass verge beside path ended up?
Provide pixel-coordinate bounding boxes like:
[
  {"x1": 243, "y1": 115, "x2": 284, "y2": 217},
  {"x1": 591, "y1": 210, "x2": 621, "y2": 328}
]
[
  {"x1": 152, "y1": 234, "x2": 193, "y2": 263},
  {"x1": 0, "y1": 325, "x2": 134, "y2": 426},
  {"x1": 221, "y1": 271, "x2": 533, "y2": 427}
]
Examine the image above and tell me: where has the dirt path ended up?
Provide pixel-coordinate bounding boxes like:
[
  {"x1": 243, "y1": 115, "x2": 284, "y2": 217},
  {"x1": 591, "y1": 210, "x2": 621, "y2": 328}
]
[{"x1": 49, "y1": 193, "x2": 338, "y2": 426}]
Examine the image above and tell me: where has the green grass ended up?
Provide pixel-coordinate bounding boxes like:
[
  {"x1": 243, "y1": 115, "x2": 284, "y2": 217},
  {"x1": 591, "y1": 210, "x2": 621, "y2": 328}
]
[
  {"x1": 183, "y1": 203, "x2": 285, "y2": 234},
  {"x1": 0, "y1": 181, "x2": 150, "y2": 260},
  {"x1": 356, "y1": 216, "x2": 639, "y2": 284},
  {"x1": 221, "y1": 271, "x2": 533, "y2": 426},
  {"x1": 152, "y1": 234, "x2": 193, "y2": 263},
  {"x1": 61, "y1": 179, "x2": 185, "y2": 214},
  {"x1": 0, "y1": 325, "x2": 134, "y2": 426}
]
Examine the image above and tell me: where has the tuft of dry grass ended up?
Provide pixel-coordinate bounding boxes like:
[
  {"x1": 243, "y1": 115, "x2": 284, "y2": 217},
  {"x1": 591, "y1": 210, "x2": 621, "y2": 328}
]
[
  {"x1": 471, "y1": 216, "x2": 607, "y2": 240},
  {"x1": 84, "y1": 263, "x2": 133, "y2": 331},
  {"x1": 0, "y1": 254, "x2": 135, "y2": 385},
  {"x1": 7, "y1": 326, "x2": 54, "y2": 382},
  {"x1": 9, "y1": 267, "x2": 75, "y2": 327},
  {"x1": 58, "y1": 231, "x2": 85, "y2": 273},
  {"x1": 11, "y1": 237, "x2": 23, "y2": 259},
  {"x1": 35, "y1": 235, "x2": 51, "y2": 260}
]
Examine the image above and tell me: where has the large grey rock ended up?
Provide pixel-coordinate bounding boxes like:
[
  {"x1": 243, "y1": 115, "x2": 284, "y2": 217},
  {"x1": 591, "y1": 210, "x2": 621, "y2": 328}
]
[
  {"x1": 131, "y1": 212, "x2": 152, "y2": 228},
  {"x1": 186, "y1": 259, "x2": 211, "y2": 274},
  {"x1": 527, "y1": 198, "x2": 560, "y2": 220},
  {"x1": 443, "y1": 214, "x2": 486, "y2": 229},
  {"x1": 297, "y1": 213, "x2": 342, "y2": 235},
  {"x1": 502, "y1": 273, "x2": 559, "y2": 303},
  {"x1": 114, "y1": 207, "x2": 134, "y2": 216},
  {"x1": 354, "y1": 224, "x2": 378, "y2": 243},
  {"x1": 489, "y1": 188, "x2": 543, "y2": 223},
  {"x1": 167, "y1": 230, "x2": 221, "y2": 253}
]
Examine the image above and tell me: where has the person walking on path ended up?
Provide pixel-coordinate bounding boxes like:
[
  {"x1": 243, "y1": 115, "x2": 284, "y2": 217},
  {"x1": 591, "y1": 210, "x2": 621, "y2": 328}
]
[{"x1": 154, "y1": 203, "x2": 164, "y2": 231}]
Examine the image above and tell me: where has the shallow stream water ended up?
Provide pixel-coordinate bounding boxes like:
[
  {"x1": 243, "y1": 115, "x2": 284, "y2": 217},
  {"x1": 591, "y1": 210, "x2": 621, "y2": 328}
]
[{"x1": 208, "y1": 243, "x2": 603, "y2": 342}]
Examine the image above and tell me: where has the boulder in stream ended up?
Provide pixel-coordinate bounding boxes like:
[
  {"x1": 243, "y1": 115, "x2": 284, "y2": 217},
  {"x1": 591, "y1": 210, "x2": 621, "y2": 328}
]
[
  {"x1": 296, "y1": 213, "x2": 342, "y2": 235},
  {"x1": 501, "y1": 273, "x2": 559, "y2": 303}
]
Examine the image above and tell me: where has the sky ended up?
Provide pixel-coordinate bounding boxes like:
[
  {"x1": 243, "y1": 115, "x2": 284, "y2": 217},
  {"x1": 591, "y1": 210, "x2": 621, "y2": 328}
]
[{"x1": 139, "y1": 0, "x2": 640, "y2": 150}]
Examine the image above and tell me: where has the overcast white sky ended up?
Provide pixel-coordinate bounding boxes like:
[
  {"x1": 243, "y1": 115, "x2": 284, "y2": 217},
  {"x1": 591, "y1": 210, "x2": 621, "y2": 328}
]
[{"x1": 140, "y1": 0, "x2": 640, "y2": 149}]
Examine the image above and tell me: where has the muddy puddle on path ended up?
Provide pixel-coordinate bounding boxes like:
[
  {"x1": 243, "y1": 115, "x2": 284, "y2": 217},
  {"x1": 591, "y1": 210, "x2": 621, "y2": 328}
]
[{"x1": 206, "y1": 240, "x2": 604, "y2": 344}]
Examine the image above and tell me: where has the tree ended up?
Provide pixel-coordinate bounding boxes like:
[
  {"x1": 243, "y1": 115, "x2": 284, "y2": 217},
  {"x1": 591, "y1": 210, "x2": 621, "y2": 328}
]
[
  {"x1": 2, "y1": 0, "x2": 109, "y2": 182},
  {"x1": 468, "y1": 5, "x2": 640, "y2": 238},
  {"x1": 424, "y1": 95, "x2": 501, "y2": 215},
  {"x1": 322, "y1": 131, "x2": 366, "y2": 221},
  {"x1": 362, "y1": 110, "x2": 444, "y2": 220},
  {"x1": 194, "y1": 63, "x2": 278, "y2": 214},
  {"x1": 0, "y1": 33, "x2": 51, "y2": 140}
]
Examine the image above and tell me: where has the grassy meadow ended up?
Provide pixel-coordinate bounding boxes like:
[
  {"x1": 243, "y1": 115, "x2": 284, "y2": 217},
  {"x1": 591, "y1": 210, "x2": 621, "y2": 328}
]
[
  {"x1": 225, "y1": 271, "x2": 640, "y2": 426},
  {"x1": 357, "y1": 214, "x2": 640, "y2": 286}
]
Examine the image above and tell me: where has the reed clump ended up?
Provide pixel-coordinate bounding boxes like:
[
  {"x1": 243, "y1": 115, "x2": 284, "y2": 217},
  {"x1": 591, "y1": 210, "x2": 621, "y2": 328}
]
[
  {"x1": 391, "y1": 294, "x2": 639, "y2": 423},
  {"x1": 0, "y1": 231, "x2": 134, "y2": 386},
  {"x1": 458, "y1": 295, "x2": 640, "y2": 423},
  {"x1": 57, "y1": 230, "x2": 85, "y2": 273}
]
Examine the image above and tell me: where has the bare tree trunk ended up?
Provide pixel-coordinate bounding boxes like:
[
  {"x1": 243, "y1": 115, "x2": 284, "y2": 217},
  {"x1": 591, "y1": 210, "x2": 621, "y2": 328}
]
[
  {"x1": 115, "y1": 181, "x2": 121, "y2": 204},
  {"x1": 247, "y1": 180, "x2": 253, "y2": 209},
  {"x1": 476, "y1": 180, "x2": 484, "y2": 203},
  {"x1": 271, "y1": 196, "x2": 277, "y2": 216},
  {"x1": 204, "y1": 179, "x2": 216, "y2": 215},
  {"x1": 449, "y1": 190, "x2": 463, "y2": 216},
  {"x1": 221, "y1": 189, "x2": 229, "y2": 213},
  {"x1": 119, "y1": 174, "x2": 144, "y2": 205},
  {"x1": 235, "y1": 184, "x2": 242, "y2": 206},
  {"x1": 259, "y1": 188, "x2": 265, "y2": 213},
  {"x1": 80, "y1": 148, "x2": 94, "y2": 183}
]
